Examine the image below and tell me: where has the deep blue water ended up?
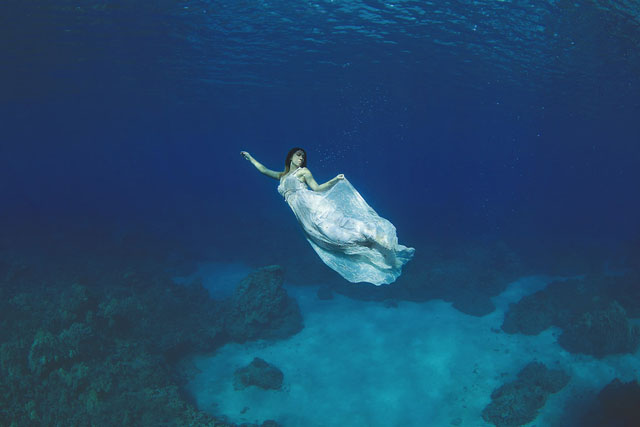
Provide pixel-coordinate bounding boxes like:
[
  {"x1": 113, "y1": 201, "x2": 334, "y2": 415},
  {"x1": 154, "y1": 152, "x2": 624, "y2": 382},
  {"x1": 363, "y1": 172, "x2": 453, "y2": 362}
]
[
  {"x1": 2, "y1": 0, "x2": 639, "y2": 261},
  {"x1": 2, "y1": 1, "x2": 640, "y2": 425}
]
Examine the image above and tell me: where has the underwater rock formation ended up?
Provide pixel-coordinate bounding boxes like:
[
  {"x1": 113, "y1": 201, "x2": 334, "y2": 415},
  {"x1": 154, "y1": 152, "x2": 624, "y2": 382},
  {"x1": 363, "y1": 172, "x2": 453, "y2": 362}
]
[
  {"x1": 27, "y1": 322, "x2": 94, "y2": 377},
  {"x1": 225, "y1": 265, "x2": 303, "y2": 342},
  {"x1": 558, "y1": 301, "x2": 640, "y2": 358},
  {"x1": 0, "y1": 280, "x2": 228, "y2": 425},
  {"x1": 501, "y1": 278, "x2": 587, "y2": 335},
  {"x1": 583, "y1": 378, "x2": 640, "y2": 426},
  {"x1": 502, "y1": 276, "x2": 640, "y2": 357},
  {"x1": 0, "y1": 252, "x2": 295, "y2": 426},
  {"x1": 482, "y1": 362, "x2": 570, "y2": 427},
  {"x1": 233, "y1": 357, "x2": 284, "y2": 390}
]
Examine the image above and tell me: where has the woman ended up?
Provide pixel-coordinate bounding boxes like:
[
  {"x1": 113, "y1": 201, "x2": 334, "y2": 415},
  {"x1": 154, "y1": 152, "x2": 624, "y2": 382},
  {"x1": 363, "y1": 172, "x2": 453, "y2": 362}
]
[{"x1": 241, "y1": 148, "x2": 414, "y2": 285}]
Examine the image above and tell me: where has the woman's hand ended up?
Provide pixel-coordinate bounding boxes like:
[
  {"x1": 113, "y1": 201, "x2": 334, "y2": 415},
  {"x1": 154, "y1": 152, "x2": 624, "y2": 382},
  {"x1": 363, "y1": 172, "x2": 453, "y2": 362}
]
[
  {"x1": 335, "y1": 174, "x2": 345, "y2": 181},
  {"x1": 240, "y1": 151, "x2": 251, "y2": 161}
]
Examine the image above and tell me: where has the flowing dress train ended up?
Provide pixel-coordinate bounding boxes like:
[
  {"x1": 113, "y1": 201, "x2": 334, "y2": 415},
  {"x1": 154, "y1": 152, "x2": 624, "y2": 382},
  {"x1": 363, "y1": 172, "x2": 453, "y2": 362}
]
[{"x1": 277, "y1": 171, "x2": 414, "y2": 285}]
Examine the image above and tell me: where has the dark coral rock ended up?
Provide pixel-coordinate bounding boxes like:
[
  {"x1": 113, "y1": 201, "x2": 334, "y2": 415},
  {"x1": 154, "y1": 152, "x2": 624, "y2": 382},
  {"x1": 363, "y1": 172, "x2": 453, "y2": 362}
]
[
  {"x1": 592, "y1": 379, "x2": 640, "y2": 427},
  {"x1": 501, "y1": 278, "x2": 597, "y2": 336},
  {"x1": 483, "y1": 379, "x2": 546, "y2": 426},
  {"x1": 1, "y1": 340, "x2": 28, "y2": 380},
  {"x1": 502, "y1": 276, "x2": 640, "y2": 358},
  {"x1": 28, "y1": 330, "x2": 63, "y2": 376},
  {"x1": 501, "y1": 292, "x2": 557, "y2": 335},
  {"x1": 97, "y1": 295, "x2": 143, "y2": 333},
  {"x1": 517, "y1": 361, "x2": 570, "y2": 393},
  {"x1": 225, "y1": 265, "x2": 303, "y2": 342},
  {"x1": 27, "y1": 322, "x2": 95, "y2": 377},
  {"x1": 558, "y1": 301, "x2": 640, "y2": 358},
  {"x1": 59, "y1": 283, "x2": 94, "y2": 326},
  {"x1": 4, "y1": 280, "x2": 233, "y2": 427},
  {"x1": 482, "y1": 362, "x2": 569, "y2": 427},
  {"x1": 141, "y1": 282, "x2": 226, "y2": 361},
  {"x1": 57, "y1": 322, "x2": 95, "y2": 361},
  {"x1": 0, "y1": 230, "x2": 254, "y2": 427},
  {"x1": 94, "y1": 276, "x2": 226, "y2": 362},
  {"x1": 233, "y1": 357, "x2": 284, "y2": 390}
]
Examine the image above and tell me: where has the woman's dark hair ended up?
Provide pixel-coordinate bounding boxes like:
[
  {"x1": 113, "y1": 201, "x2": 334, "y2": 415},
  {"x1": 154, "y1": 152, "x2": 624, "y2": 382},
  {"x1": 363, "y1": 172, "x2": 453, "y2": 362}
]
[{"x1": 281, "y1": 147, "x2": 307, "y2": 177}]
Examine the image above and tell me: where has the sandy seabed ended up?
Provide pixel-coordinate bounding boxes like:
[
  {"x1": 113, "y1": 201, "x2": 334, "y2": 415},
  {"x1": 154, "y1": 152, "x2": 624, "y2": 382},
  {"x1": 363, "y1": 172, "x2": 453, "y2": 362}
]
[{"x1": 183, "y1": 265, "x2": 640, "y2": 426}]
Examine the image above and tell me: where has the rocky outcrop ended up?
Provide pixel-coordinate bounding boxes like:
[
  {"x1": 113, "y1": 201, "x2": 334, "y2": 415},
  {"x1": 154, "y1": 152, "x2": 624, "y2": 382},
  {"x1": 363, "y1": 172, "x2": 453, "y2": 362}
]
[
  {"x1": 225, "y1": 265, "x2": 303, "y2": 342},
  {"x1": 0, "y1": 261, "x2": 289, "y2": 426},
  {"x1": 583, "y1": 379, "x2": 640, "y2": 426},
  {"x1": 558, "y1": 301, "x2": 640, "y2": 358},
  {"x1": 234, "y1": 357, "x2": 284, "y2": 391},
  {"x1": 482, "y1": 362, "x2": 570, "y2": 427},
  {"x1": 502, "y1": 276, "x2": 640, "y2": 358}
]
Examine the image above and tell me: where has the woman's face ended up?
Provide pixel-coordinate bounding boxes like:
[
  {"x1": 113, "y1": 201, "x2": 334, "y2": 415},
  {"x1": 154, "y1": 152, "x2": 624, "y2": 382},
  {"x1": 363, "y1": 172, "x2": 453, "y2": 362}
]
[{"x1": 291, "y1": 150, "x2": 305, "y2": 167}]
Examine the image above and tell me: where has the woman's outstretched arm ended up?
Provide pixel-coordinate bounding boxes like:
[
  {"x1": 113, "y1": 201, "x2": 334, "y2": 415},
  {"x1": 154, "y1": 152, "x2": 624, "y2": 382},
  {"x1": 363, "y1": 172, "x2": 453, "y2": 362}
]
[
  {"x1": 241, "y1": 151, "x2": 282, "y2": 180},
  {"x1": 300, "y1": 168, "x2": 344, "y2": 191}
]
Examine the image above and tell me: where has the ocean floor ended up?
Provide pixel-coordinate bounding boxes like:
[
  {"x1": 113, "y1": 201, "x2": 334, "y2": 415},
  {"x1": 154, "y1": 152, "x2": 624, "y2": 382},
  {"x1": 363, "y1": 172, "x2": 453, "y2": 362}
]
[{"x1": 181, "y1": 264, "x2": 640, "y2": 426}]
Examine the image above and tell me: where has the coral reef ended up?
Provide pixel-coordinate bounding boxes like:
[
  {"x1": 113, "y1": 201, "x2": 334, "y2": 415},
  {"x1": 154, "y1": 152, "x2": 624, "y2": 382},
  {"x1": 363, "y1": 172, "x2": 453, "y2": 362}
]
[
  {"x1": 233, "y1": 357, "x2": 284, "y2": 391},
  {"x1": 0, "y1": 248, "x2": 292, "y2": 426},
  {"x1": 482, "y1": 362, "x2": 570, "y2": 427}
]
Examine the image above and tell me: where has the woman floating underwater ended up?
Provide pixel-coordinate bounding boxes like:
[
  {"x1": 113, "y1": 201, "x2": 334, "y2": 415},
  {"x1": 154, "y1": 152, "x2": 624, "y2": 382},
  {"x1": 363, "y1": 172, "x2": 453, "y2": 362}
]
[{"x1": 241, "y1": 148, "x2": 414, "y2": 285}]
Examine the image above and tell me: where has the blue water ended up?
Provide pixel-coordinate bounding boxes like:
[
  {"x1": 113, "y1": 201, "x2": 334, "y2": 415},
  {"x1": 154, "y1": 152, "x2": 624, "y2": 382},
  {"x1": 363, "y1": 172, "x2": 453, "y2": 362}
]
[{"x1": 1, "y1": 0, "x2": 640, "y2": 425}]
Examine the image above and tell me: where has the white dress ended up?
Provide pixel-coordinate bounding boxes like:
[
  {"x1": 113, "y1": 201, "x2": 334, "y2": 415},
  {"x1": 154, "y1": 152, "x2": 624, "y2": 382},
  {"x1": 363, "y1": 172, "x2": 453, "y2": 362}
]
[{"x1": 277, "y1": 170, "x2": 414, "y2": 285}]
